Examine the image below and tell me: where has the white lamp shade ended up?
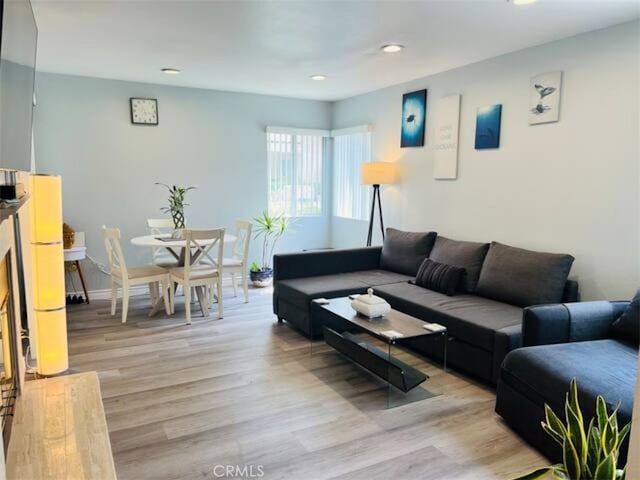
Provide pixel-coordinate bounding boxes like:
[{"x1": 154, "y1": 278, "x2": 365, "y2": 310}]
[
  {"x1": 361, "y1": 162, "x2": 399, "y2": 185},
  {"x1": 29, "y1": 174, "x2": 63, "y2": 244},
  {"x1": 29, "y1": 173, "x2": 68, "y2": 375}
]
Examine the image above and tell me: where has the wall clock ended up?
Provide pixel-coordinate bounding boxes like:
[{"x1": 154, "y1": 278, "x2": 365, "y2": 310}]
[{"x1": 130, "y1": 98, "x2": 159, "y2": 125}]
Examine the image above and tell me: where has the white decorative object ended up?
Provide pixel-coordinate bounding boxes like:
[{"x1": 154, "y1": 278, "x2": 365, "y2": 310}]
[
  {"x1": 351, "y1": 288, "x2": 391, "y2": 318},
  {"x1": 433, "y1": 94, "x2": 461, "y2": 179},
  {"x1": 529, "y1": 71, "x2": 562, "y2": 125}
]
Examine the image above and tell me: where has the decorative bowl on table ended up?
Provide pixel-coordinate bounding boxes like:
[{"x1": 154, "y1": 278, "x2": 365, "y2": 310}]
[{"x1": 351, "y1": 288, "x2": 391, "y2": 319}]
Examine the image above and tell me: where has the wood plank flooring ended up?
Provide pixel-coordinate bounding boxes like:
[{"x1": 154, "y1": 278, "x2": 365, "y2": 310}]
[{"x1": 65, "y1": 287, "x2": 546, "y2": 480}]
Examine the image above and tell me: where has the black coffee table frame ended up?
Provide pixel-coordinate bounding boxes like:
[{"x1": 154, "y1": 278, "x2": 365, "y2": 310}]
[{"x1": 314, "y1": 297, "x2": 448, "y2": 407}]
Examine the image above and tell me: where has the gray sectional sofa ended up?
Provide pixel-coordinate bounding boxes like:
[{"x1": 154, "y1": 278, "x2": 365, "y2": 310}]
[
  {"x1": 495, "y1": 297, "x2": 638, "y2": 462},
  {"x1": 273, "y1": 229, "x2": 578, "y2": 385}
]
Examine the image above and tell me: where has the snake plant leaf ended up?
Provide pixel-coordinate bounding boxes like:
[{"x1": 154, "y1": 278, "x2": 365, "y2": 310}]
[
  {"x1": 563, "y1": 435, "x2": 581, "y2": 480},
  {"x1": 545, "y1": 404, "x2": 568, "y2": 438},
  {"x1": 565, "y1": 400, "x2": 587, "y2": 465},
  {"x1": 618, "y1": 423, "x2": 631, "y2": 447},
  {"x1": 511, "y1": 467, "x2": 555, "y2": 480},
  {"x1": 542, "y1": 422, "x2": 564, "y2": 446},
  {"x1": 595, "y1": 453, "x2": 616, "y2": 480},
  {"x1": 597, "y1": 396, "x2": 609, "y2": 432},
  {"x1": 569, "y1": 379, "x2": 584, "y2": 426},
  {"x1": 588, "y1": 423, "x2": 602, "y2": 474},
  {"x1": 602, "y1": 419, "x2": 617, "y2": 456},
  {"x1": 551, "y1": 469, "x2": 570, "y2": 480}
]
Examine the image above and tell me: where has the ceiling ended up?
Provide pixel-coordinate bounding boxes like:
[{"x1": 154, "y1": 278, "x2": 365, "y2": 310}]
[{"x1": 31, "y1": 0, "x2": 640, "y2": 101}]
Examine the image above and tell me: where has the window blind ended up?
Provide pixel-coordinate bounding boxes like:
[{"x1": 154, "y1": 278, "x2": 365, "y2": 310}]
[
  {"x1": 332, "y1": 128, "x2": 372, "y2": 220},
  {"x1": 267, "y1": 129, "x2": 324, "y2": 217}
]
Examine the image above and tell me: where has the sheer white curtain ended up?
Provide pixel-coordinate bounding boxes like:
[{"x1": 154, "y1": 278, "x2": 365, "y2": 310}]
[
  {"x1": 266, "y1": 127, "x2": 327, "y2": 217},
  {"x1": 332, "y1": 126, "x2": 372, "y2": 220}
]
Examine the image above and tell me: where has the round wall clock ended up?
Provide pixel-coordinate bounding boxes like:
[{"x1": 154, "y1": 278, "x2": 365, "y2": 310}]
[{"x1": 130, "y1": 98, "x2": 159, "y2": 125}]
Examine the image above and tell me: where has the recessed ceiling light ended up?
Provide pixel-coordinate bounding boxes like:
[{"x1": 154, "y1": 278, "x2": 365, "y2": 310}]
[
  {"x1": 161, "y1": 68, "x2": 181, "y2": 74},
  {"x1": 381, "y1": 44, "x2": 404, "y2": 53},
  {"x1": 512, "y1": 0, "x2": 537, "y2": 5},
  {"x1": 310, "y1": 74, "x2": 327, "y2": 81}
]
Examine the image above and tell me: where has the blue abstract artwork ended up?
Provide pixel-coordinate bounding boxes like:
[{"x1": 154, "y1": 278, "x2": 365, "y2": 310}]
[
  {"x1": 474, "y1": 104, "x2": 502, "y2": 149},
  {"x1": 401, "y1": 89, "x2": 427, "y2": 148}
]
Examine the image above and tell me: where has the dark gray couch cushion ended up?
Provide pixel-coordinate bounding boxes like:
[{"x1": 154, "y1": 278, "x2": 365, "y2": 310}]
[
  {"x1": 374, "y1": 282, "x2": 522, "y2": 351},
  {"x1": 414, "y1": 258, "x2": 463, "y2": 296},
  {"x1": 379, "y1": 228, "x2": 437, "y2": 276},
  {"x1": 476, "y1": 242, "x2": 574, "y2": 307},
  {"x1": 429, "y1": 236, "x2": 490, "y2": 293},
  {"x1": 611, "y1": 290, "x2": 639, "y2": 346},
  {"x1": 502, "y1": 340, "x2": 637, "y2": 425},
  {"x1": 276, "y1": 270, "x2": 413, "y2": 310}
]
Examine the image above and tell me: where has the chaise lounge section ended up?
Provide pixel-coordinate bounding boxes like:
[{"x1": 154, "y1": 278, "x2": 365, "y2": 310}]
[
  {"x1": 495, "y1": 298, "x2": 638, "y2": 462},
  {"x1": 273, "y1": 229, "x2": 578, "y2": 385}
]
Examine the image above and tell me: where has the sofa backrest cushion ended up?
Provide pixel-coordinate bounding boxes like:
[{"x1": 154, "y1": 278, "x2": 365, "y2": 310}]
[
  {"x1": 414, "y1": 258, "x2": 464, "y2": 296},
  {"x1": 429, "y1": 236, "x2": 490, "y2": 293},
  {"x1": 475, "y1": 242, "x2": 575, "y2": 307},
  {"x1": 380, "y1": 228, "x2": 437, "y2": 276},
  {"x1": 611, "y1": 290, "x2": 639, "y2": 346}
]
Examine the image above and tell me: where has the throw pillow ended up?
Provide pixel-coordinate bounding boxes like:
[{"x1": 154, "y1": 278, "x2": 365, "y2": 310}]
[
  {"x1": 429, "y1": 236, "x2": 490, "y2": 293},
  {"x1": 379, "y1": 228, "x2": 437, "y2": 276},
  {"x1": 611, "y1": 290, "x2": 639, "y2": 346},
  {"x1": 414, "y1": 258, "x2": 464, "y2": 296},
  {"x1": 475, "y1": 241, "x2": 574, "y2": 307}
]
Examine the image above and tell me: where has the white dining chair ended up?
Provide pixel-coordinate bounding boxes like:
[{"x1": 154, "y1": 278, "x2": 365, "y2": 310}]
[
  {"x1": 223, "y1": 220, "x2": 252, "y2": 303},
  {"x1": 168, "y1": 228, "x2": 225, "y2": 324},
  {"x1": 103, "y1": 226, "x2": 171, "y2": 323},
  {"x1": 146, "y1": 218, "x2": 178, "y2": 268}
]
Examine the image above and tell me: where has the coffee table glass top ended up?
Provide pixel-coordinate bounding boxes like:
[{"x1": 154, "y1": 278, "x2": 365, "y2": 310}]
[{"x1": 318, "y1": 296, "x2": 445, "y2": 341}]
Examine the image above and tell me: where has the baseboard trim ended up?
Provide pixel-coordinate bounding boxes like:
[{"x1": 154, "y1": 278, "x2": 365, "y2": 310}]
[{"x1": 67, "y1": 277, "x2": 239, "y2": 301}]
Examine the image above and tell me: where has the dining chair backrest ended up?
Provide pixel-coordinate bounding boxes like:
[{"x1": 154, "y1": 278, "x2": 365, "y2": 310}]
[
  {"x1": 147, "y1": 218, "x2": 174, "y2": 235},
  {"x1": 232, "y1": 220, "x2": 252, "y2": 262},
  {"x1": 183, "y1": 228, "x2": 225, "y2": 275},
  {"x1": 102, "y1": 226, "x2": 128, "y2": 278}
]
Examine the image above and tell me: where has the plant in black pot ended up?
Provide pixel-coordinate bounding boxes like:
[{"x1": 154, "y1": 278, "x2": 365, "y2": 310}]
[
  {"x1": 156, "y1": 183, "x2": 196, "y2": 230},
  {"x1": 250, "y1": 211, "x2": 293, "y2": 287}
]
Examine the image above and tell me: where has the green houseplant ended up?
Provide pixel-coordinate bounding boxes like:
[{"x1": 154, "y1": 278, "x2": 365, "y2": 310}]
[
  {"x1": 156, "y1": 183, "x2": 196, "y2": 229},
  {"x1": 250, "y1": 211, "x2": 293, "y2": 287},
  {"x1": 514, "y1": 379, "x2": 631, "y2": 480}
]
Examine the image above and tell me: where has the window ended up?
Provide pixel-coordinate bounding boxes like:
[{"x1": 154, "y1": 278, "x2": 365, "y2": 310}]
[
  {"x1": 267, "y1": 128, "x2": 326, "y2": 217},
  {"x1": 332, "y1": 126, "x2": 372, "y2": 220}
]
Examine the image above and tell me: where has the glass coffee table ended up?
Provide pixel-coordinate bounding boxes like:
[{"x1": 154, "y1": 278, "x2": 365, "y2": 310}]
[{"x1": 314, "y1": 296, "x2": 448, "y2": 409}]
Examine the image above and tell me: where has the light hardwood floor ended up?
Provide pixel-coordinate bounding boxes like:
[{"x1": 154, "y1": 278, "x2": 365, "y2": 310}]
[{"x1": 65, "y1": 287, "x2": 546, "y2": 480}]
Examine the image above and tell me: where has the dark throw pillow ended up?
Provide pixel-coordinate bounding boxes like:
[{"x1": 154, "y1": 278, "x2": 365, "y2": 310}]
[
  {"x1": 379, "y1": 228, "x2": 437, "y2": 276},
  {"x1": 475, "y1": 241, "x2": 574, "y2": 307},
  {"x1": 611, "y1": 290, "x2": 639, "y2": 346},
  {"x1": 429, "y1": 236, "x2": 490, "y2": 293},
  {"x1": 414, "y1": 259, "x2": 464, "y2": 296}
]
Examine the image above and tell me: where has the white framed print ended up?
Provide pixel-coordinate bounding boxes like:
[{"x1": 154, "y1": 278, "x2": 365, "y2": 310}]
[
  {"x1": 529, "y1": 71, "x2": 562, "y2": 125},
  {"x1": 433, "y1": 94, "x2": 461, "y2": 179}
]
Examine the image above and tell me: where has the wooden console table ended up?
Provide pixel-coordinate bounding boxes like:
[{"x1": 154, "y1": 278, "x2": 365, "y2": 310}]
[{"x1": 5, "y1": 372, "x2": 116, "y2": 479}]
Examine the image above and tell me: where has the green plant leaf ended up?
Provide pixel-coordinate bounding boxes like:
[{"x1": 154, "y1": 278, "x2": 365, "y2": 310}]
[
  {"x1": 511, "y1": 467, "x2": 554, "y2": 480},
  {"x1": 542, "y1": 422, "x2": 564, "y2": 446},
  {"x1": 551, "y1": 469, "x2": 569, "y2": 480},
  {"x1": 569, "y1": 379, "x2": 584, "y2": 426},
  {"x1": 545, "y1": 404, "x2": 568, "y2": 439},
  {"x1": 588, "y1": 422, "x2": 602, "y2": 475},
  {"x1": 618, "y1": 423, "x2": 631, "y2": 447},
  {"x1": 563, "y1": 435, "x2": 581, "y2": 480},
  {"x1": 565, "y1": 398, "x2": 587, "y2": 466},
  {"x1": 597, "y1": 396, "x2": 609, "y2": 433},
  {"x1": 602, "y1": 418, "x2": 617, "y2": 456},
  {"x1": 594, "y1": 453, "x2": 616, "y2": 480}
]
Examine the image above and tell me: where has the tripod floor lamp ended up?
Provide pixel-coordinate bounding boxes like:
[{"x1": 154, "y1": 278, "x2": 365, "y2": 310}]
[{"x1": 361, "y1": 162, "x2": 399, "y2": 246}]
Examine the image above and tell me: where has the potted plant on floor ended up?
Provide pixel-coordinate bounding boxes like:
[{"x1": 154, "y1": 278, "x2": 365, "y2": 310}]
[
  {"x1": 156, "y1": 183, "x2": 196, "y2": 230},
  {"x1": 513, "y1": 379, "x2": 631, "y2": 480},
  {"x1": 250, "y1": 211, "x2": 293, "y2": 287}
]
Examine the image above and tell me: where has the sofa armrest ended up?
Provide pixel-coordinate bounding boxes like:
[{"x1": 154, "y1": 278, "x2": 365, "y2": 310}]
[
  {"x1": 522, "y1": 301, "x2": 629, "y2": 347},
  {"x1": 273, "y1": 247, "x2": 382, "y2": 282},
  {"x1": 493, "y1": 324, "x2": 523, "y2": 384}
]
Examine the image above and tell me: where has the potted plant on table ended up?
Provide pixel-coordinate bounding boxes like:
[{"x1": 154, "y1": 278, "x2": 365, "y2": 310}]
[
  {"x1": 250, "y1": 211, "x2": 293, "y2": 287},
  {"x1": 156, "y1": 183, "x2": 196, "y2": 230}
]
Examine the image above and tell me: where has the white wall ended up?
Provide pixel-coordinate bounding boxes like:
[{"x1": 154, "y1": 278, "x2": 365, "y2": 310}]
[
  {"x1": 331, "y1": 21, "x2": 640, "y2": 301},
  {"x1": 33, "y1": 74, "x2": 333, "y2": 291}
]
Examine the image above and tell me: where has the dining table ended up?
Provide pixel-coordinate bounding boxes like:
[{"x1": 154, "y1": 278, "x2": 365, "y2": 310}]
[{"x1": 130, "y1": 232, "x2": 237, "y2": 317}]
